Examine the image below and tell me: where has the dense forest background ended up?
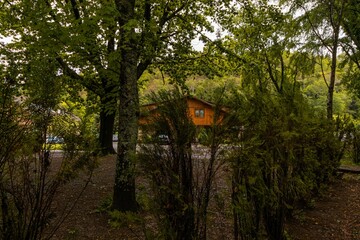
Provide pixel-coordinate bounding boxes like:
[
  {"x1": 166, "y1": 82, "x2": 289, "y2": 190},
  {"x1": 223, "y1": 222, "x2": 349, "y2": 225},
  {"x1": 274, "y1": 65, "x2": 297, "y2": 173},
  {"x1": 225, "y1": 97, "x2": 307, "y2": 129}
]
[{"x1": 1, "y1": 0, "x2": 360, "y2": 239}]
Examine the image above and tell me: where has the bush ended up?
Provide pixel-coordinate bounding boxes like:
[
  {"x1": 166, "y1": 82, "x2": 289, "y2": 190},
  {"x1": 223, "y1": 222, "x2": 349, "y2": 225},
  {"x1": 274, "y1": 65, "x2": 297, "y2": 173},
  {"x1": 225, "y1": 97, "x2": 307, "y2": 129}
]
[
  {"x1": 139, "y1": 89, "x2": 229, "y2": 240},
  {"x1": 230, "y1": 89, "x2": 344, "y2": 240},
  {"x1": 0, "y1": 76, "x2": 97, "y2": 240}
]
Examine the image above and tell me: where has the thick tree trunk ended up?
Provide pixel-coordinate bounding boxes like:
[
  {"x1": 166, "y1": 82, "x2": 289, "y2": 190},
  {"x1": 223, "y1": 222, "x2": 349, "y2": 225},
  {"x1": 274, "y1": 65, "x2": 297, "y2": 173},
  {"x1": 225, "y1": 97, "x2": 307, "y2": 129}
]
[
  {"x1": 98, "y1": 75, "x2": 118, "y2": 155},
  {"x1": 112, "y1": 58, "x2": 139, "y2": 211},
  {"x1": 99, "y1": 106, "x2": 116, "y2": 155},
  {"x1": 112, "y1": 35, "x2": 139, "y2": 211}
]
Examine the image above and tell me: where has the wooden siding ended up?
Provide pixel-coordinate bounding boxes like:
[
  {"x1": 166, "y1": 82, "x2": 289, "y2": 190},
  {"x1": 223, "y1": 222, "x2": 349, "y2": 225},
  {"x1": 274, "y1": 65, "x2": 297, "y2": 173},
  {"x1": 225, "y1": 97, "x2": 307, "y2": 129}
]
[
  {"x1": 139, "y1": 97, "x2": 226, "y2": 126},
  {"x1": 187, "y1": 98, "x2": 214, "y2": 126}
]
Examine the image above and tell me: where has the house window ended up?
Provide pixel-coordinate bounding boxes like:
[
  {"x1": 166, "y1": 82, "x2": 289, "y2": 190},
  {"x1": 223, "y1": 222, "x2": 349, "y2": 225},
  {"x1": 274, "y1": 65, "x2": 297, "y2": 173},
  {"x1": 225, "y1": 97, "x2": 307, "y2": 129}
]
[{"x1": 195, "y1": 109, "x2": 205, "y2": 118}]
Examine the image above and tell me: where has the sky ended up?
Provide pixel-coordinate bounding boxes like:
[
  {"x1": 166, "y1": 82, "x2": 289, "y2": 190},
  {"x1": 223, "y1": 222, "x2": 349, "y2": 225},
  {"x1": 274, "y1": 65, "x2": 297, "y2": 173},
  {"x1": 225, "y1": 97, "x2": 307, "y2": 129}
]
[{"x1": 0, "y1": 35, "x2": 13, "y2": 44}]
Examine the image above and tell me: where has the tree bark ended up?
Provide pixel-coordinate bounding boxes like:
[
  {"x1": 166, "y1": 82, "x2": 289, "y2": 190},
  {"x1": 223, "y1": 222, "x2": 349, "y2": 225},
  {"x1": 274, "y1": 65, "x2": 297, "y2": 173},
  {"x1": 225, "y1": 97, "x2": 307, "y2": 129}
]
[
  {"x1": 99, "y1": 106, "x2": 116, "y2": 155},
  {"x1": 327, "y1": 0, "x2": 345, "y2": 120},
  {"x1": 112, "y1": 48, "x2": 139, "y2": 210},
  {"x1": 327, "y1": 31, "x2": 338, "y2": 120},
  {"x1": 112, "y1": 0, "x2": 139, "y2": 209}
]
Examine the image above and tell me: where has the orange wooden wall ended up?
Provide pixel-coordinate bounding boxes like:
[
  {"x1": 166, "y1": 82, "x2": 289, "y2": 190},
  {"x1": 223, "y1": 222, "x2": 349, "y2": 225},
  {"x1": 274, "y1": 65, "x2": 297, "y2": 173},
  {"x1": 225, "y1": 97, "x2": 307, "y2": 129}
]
[
  {"x1": 139, "y1": 97, "x2": 225, "y2": 126},
  {"x1": 187, "y1": 98, "x2": 214, "y2": 126}
]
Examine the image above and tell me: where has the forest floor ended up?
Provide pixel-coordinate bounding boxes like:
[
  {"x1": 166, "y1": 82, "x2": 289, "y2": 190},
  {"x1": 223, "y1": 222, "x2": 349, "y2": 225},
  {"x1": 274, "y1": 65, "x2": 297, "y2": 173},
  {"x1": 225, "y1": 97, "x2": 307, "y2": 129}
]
[{"x1": 48, "y1": 153, "x2": 360, "y2": 240}]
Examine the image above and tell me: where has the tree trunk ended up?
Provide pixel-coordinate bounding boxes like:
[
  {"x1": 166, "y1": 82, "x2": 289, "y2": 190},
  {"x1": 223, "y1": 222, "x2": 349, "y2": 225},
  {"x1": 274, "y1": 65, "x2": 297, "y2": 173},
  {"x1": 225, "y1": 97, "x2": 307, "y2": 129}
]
[
  {"x1": 327, "y1": 41, "x2": 337, "y2": 120},
  {"x1": 327, "y1": 0, "x2": 345, "y2": 120},
  {"x1": 112, "y1": 58, "x2": 139, "y2": 211},
  {"x1": 99, "y1": 106, "x2": 116, "y2": 155},
  {"x1": 112, "y1": 21, "x2": 139, "y2": 211}
]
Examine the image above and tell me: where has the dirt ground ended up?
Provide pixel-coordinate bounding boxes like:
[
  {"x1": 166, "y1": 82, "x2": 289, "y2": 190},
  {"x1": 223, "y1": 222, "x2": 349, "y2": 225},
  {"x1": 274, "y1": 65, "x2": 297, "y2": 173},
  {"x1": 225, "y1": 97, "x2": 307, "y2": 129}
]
[
  {"x1": 48, "y1": 153, "x2": 360, "y2": 240},
  {"x1": 286, "y1": 174, "x2": 360, "y2": 240}
]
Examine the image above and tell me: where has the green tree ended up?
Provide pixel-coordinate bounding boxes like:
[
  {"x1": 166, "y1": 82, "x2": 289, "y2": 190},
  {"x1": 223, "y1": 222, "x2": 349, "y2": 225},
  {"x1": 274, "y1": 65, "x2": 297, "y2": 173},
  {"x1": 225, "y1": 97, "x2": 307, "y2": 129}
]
[
  {"x1": 112, "y1": 0, "x2": 224, "y2": 212},
  {"x1": 284, "y1": 0, "x2": 349, "y2": 119},
  {"x1": 0, "y1": 40, "x2": 96, "y2": 240},
  {"x1": 139, "y1": 89, "x2": 231, "y2": 239},
  {"x1": 339, "y1": 2, "x2": 360, "y2": 99},
  {"x1": 2, "y1": 1, "x2": 129, "y2": 155},
  {"x1": 139, "y1": 90, "x2": 196, "y2": 239},
  {"x1": 214, "y1": 2, "x2": 344, "y2": 239},
  {"x1": 342, "y1": 0, "x2": 360, "y2": 58},
  {"x1": 2, "y1": 0, "x2": 227, "y2": 211},
  {"x1": 302, "y1": 56, "x2": 353, "y2": 116},
  {"x1": 218, "y1": 0, "x2": 310, "y2": 93}
]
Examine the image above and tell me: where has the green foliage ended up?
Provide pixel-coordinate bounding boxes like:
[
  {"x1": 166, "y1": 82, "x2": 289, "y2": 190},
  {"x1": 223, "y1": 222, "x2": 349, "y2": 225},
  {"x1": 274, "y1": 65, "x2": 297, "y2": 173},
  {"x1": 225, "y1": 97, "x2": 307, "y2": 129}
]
[
  {"x1": 352, "y1": 129, "x2": 360, "y2": 164},
  {"x1": 229, "y1": 85, "x2": 345, "y2": 240},
  {"x1": 96, "y1": 194, "x2": 156, "y2": 239},
  {"x1": 214, "y1": 3, "x2": 350, "y2": 238},
  {"x1": 302, "y1": 70, "x2": 353, "y2": 116},
  {"x1": 186, "y1": 75, "x2": 241, "y2": 103},
  {"x1": 139, "y1": 88, "x2": 234, "y2": 239},
  {"x1": 107, "y1": 210, "x2": 157, "y2": 240},
  {"x1": 1, "y1": 0, "x2": 359, "y2": 238},
  {"x1": 139, "y1": 89, "x2": 196, "y2": 239},
  {"x1": 108, "y1": 211, "x2": 143, "y2": 229},
  {"x1": 95, "y1": 196, "x2": 113, "y2": 213},
  {"x1": 341, "y1": 0, "x2": 360, "y2": 65},
  {"x1": 0, "y1": 52, "x2": 97, "y2": 239}
]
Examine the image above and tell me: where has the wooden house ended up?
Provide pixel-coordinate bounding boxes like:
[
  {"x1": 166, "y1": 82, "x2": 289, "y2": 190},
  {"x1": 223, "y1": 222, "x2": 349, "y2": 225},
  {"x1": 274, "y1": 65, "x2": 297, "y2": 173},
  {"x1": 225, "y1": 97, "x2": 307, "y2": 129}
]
[{"x1": 139, "y1": 96, "x2": 227, "y2": 127}]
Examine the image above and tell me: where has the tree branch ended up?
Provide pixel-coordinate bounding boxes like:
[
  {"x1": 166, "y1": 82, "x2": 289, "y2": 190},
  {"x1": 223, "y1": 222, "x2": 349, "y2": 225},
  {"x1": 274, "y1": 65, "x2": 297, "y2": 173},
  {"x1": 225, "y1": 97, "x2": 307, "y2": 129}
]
[
  {"x1": 137, "y1": 1, "x2": 189, "y2": 80},
  {"x1": 319, "y1": 57, "x2": 329, "y2": 88},
  {"x1": 341, "y1": 42, "x2": 360, "y2": 69},
  {"x1": 160, "y1": 1, "x2": 189, "y2": 26},
  {"x1": 265, "y1": 52, "x2": 281, "y2": 93},
  {"x1": 299, "y1": 3, "x2": 332, "y2": 53},
  {"x1": 70, "y1": 0, "x2": 80, "y2": 20},
  {"x1": 279, "y1": 51, "x2": 285, "y2": 92},
  {"x1": 56, "y1": 56, "x2": 102, "y2": 96}
]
